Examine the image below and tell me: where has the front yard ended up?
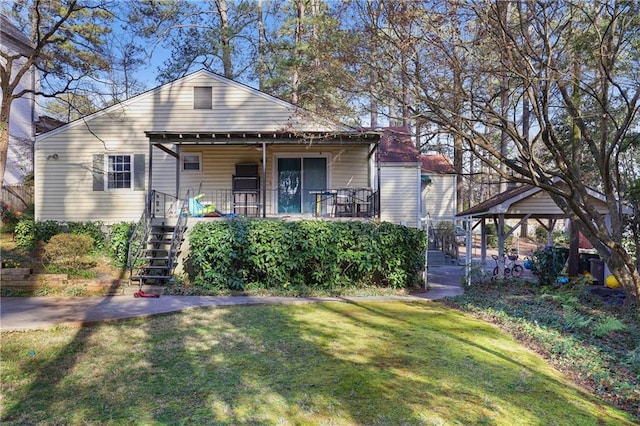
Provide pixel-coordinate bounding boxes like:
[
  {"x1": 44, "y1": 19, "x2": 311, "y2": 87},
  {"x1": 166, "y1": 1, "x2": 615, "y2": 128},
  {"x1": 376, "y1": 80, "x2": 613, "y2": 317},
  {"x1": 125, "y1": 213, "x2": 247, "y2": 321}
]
[{"x1": 1, "y1": 301, "x2": 636, "y2": 425}]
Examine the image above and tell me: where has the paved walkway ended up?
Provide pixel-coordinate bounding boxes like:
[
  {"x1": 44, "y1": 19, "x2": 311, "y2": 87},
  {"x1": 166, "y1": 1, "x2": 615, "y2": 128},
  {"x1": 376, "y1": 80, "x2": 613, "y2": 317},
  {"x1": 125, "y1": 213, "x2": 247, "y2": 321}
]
[{"x1": 0, "y1": 265, "x2": 465, "y2": 332}]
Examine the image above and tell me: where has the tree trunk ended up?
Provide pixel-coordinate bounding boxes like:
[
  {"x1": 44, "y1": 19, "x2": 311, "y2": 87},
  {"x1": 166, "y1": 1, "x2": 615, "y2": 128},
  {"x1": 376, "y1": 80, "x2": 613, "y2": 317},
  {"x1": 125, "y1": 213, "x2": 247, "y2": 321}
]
[
  {"x1": 0, "y1": 99, "x2": 12, "y2": 190},
  {"x1": 216, "y1": 0, "x2": 233, "y2": 79},
  {"x1": 291, "y1": 0, "x2": 304, "y2": 106},
  {"x1": 607, "y1": 244, "x2": 640, "y2": 308}
]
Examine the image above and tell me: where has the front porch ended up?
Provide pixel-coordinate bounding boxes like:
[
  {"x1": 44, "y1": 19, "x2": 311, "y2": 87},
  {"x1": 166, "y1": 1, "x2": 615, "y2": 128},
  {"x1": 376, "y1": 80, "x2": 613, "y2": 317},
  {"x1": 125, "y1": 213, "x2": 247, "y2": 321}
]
[
  {"x1": 146, "y1": 131, "x2": 381, "y2": 220},
  {"x1": 150, "y1": 188, "x2": 379, "y2": 220}
]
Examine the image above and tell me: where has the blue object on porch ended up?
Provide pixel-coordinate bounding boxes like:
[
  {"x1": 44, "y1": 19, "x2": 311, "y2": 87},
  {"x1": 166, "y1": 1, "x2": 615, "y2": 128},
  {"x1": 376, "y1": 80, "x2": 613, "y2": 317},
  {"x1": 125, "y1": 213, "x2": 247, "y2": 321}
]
[{"x1": 188, "y1": 194, "x2": 215, "y2": 217}]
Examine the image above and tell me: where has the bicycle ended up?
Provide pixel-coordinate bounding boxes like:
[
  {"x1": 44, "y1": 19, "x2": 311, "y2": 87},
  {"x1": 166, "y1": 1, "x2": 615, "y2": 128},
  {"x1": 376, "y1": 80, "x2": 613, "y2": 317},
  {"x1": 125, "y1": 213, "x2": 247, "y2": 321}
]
[{"x1": 491, "y1": 253, "x2": 524, "y2": 279}]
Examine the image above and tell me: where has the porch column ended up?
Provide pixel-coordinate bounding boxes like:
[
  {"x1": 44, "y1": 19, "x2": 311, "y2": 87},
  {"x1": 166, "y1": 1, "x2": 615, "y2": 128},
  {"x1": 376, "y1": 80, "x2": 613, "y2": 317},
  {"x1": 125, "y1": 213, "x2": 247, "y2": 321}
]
[
  {"x1": 480, "y1": 218, "x2": 487, "y2": 264},
  {"x1": 175, "y1": 145, "x2": 180, "y2": 198},
  {"x1": 497, "y1": 214, "x2": 506, "y2": 273},
  {"x1": 148, "y1": 142, "x2": 153, "y2": 215},
  {"x1": 262, "y1": 142, "x2": 267, "y2": 218}
]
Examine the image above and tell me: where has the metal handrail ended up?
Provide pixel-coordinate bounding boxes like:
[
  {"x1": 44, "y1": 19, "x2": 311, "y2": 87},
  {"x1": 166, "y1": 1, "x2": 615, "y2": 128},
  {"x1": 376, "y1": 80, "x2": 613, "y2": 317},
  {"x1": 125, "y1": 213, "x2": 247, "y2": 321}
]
[
  {"x1": 168, "y1": 189, "x2": 190, "y2": 272},
  {"x1": 127, "y1": 190, "x2": 155, "y2": 277}
]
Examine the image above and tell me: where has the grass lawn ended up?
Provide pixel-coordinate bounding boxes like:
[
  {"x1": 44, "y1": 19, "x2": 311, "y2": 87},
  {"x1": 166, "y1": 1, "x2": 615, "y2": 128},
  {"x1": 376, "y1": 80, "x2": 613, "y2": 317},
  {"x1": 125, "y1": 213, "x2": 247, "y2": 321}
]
[{"x1": 1, "y1": 301, "x2": 636, "y2": 425}]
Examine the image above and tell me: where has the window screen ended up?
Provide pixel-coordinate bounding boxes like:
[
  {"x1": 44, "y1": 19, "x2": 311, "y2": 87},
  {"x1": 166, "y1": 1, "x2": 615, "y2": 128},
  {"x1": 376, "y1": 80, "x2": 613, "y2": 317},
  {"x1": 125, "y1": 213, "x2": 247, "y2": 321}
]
[
  {"x1": 194, "y1": 86, "x2": 212, "y2": 109},
  {"x1": 182, "y1": 153, "x2": 201, "y2": 172}
]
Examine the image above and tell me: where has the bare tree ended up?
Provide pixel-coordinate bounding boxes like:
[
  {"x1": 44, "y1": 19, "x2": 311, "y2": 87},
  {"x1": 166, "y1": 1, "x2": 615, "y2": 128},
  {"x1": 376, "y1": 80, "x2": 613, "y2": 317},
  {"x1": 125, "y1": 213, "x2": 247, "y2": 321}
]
[
  {"x1": 348, "y1": 1, "x2": 640, "y2": 306},
  {"x1": 0, "y1": 0, "x2": 114, "y2": 189}
]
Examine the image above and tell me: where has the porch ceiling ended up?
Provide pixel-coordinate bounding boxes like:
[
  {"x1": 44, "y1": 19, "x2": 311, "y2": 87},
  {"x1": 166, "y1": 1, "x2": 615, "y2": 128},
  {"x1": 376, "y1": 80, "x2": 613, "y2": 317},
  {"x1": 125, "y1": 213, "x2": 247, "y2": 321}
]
[{"x1": 145, "y1": 131, "x2": 380, "y2": 145}]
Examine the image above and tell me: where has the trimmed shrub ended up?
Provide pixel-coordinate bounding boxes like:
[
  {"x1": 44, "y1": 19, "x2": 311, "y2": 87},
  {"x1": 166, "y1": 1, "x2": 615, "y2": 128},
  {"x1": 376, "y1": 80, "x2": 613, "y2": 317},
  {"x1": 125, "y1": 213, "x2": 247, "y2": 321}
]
[
  {"x1": 186, "y1": 219, "x2": 426, "y2": 292},
  {"x1": 44, "y1": 233, "x2": 95, "y2": 270}
]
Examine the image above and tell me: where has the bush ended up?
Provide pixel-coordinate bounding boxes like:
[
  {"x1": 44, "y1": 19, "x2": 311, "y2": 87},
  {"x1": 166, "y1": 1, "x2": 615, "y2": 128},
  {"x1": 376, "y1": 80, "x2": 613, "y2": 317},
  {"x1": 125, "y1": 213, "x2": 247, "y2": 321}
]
[
  {"x1": 530, "y1": 246, "x2": 569, "y2": 285},
  {"x1": 14, "y1": 219, "x2": 62, "y2": 250},
  {"x1": 12, "y1": 219, "x2": 106, "y2": 252},
  {"x1": 37, "y1": 220, "x2": 62, "y2": 243},
  {"x1": 1, "y1": 203, "x2": 21, "y2": 233},
  {"x1": 107, "y1": 222, "x2": 135, "y2": 267},
  {"x1": 44, "y1": 233, "x2": 95, "y2": 270},
  {"x1": 552, "y1": 230, "x2": 569, "y2": 246},
  {"x1": 186, "y1": 219, "x2": 426, "y2": 292},
  {"x1": 534, "y1": 226, "x2": 548, "y2": 244},
  {"x1": 66, "y1": 221, "x2": 105, "y2": 249}
]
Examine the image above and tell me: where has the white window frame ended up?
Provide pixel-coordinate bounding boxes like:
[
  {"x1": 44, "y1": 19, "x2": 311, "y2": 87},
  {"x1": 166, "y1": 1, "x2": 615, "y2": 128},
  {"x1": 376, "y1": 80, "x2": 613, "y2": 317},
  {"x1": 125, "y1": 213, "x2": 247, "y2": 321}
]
[
  {"x1": 272, "y1": 152, "x2": 332, "y2": 214},
  {"x1": 181, "y1": 152, "x2": 202, "y2": 173},
  {"x1": 105, "y1": 153, "x2": 134, "y2": 191}
]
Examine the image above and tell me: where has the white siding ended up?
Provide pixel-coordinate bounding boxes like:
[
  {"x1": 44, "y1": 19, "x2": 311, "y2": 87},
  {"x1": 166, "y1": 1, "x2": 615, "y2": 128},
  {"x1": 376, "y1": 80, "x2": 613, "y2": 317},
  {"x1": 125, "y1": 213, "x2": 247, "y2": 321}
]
[
  {"x1": 178, "y1": 144, "x2": 370, "y2": 214},
  {"x1": 35, "y1": 70, "x2": 367, "y2": 223},
  {"x1": 422, "y1": 174, "x2": 456, "y2": 218},
  {"x1": 379, "y1": 163, "x2": 421, "y2": 228}
]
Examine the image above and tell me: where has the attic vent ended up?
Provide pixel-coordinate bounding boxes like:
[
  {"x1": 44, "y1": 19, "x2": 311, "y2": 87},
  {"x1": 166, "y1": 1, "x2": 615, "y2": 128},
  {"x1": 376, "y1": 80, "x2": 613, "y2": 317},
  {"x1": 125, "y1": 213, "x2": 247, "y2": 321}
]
[{"x1": 194, "y1": 86, "x2": 212, "y2": 109}]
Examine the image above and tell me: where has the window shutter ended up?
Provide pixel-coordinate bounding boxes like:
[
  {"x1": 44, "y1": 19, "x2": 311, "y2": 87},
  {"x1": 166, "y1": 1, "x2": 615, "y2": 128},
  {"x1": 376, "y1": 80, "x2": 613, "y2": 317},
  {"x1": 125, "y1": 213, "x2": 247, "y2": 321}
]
[
  {"x1": 93, "y1": 154, "x2": 104, "y2": 191},
  {"x1": 134, "y1": 154, "x2": 145, "y2": 191}
]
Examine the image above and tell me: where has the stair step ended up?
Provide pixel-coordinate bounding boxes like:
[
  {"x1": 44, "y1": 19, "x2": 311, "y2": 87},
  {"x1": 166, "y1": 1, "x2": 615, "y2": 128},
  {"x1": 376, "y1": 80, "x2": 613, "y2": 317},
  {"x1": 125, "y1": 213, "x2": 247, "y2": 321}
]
[
  {"x1": 138, "y1": 266, "x2": 169, "y2": 272},
  {"x1": 131, "y1": 275, "x2": 173, "y2": 281},
  {"x1": 151, "y1": 226, "x2": 175, "y2": 232}
]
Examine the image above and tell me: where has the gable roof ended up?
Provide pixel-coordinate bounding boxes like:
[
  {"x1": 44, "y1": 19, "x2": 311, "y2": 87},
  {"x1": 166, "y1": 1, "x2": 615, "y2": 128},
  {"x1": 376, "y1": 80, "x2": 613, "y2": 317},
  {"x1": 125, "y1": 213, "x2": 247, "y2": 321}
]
[
  {"x1": 457, "y1": 180, "x2": 621, "y2": 218},
  {"x1": 458, "y1": 184, "x2": 536, "y2": 217},
  {"x1": 37, "y1": 69, "x2": 365, "y2": 141},
  {"x1": 377, "y1": 127, "x2": 420, "y2": 163},
  {"x1": 421, "y1": 154, "x2": 456, "y2": 174}
]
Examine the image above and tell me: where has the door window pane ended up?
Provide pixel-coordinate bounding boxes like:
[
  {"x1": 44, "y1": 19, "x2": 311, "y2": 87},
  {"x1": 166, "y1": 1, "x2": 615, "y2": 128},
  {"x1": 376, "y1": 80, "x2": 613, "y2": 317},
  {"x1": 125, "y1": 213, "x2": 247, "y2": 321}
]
[
  {"x1": 278, "y1": 158, "x2": 301, "y2": 213},
  {"x1": 302, "y1": 158, "x2": 327, "y2": 214}
]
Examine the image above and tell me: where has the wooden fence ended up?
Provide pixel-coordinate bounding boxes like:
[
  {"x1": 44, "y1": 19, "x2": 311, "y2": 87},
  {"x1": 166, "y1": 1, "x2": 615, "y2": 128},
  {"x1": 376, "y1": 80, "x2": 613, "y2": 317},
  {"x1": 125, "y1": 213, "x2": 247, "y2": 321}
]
[{"x1": 1, "y1": 185, "x2": 33, "y2": 211}]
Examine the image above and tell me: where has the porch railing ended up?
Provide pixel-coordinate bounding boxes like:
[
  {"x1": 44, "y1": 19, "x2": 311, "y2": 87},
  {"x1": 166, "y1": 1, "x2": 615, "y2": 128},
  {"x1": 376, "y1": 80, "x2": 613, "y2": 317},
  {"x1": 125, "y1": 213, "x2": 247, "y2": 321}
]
[{"x1": 181, "y1": 187, "x2": 379, "y2": 219}]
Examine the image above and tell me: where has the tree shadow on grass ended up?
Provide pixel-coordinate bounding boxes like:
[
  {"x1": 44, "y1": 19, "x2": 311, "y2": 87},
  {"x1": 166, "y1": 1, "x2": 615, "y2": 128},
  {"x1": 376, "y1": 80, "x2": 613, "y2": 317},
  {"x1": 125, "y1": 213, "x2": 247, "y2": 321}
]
[{"x1": 2, "y1": 300, "x2": 636, "y2": 424}]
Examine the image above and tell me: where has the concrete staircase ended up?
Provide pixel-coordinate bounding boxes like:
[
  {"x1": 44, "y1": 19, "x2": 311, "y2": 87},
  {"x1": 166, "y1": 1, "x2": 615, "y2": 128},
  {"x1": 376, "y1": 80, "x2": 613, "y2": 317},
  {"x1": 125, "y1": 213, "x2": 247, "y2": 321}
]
[{"x1": 427, "y1": 250, "x2": 447, "y2": 266}]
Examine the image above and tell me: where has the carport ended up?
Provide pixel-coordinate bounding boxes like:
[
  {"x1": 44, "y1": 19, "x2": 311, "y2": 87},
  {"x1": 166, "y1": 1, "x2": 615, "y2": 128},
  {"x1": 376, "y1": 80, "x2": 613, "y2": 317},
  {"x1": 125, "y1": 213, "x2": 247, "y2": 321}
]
[{"x1": 456, "y1": 183, "x2": 612, "y2": 277}]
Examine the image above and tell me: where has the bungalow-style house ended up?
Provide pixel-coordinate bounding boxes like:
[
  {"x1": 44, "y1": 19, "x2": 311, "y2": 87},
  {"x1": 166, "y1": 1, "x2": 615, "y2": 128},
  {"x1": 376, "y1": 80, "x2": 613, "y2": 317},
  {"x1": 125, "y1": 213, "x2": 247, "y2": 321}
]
[
  {"x1": 35, "y1": 70, "x2": 384, "y2": 225},
  {"x1": 36, "y1": 70, "x2": 436, "y2": 283}
]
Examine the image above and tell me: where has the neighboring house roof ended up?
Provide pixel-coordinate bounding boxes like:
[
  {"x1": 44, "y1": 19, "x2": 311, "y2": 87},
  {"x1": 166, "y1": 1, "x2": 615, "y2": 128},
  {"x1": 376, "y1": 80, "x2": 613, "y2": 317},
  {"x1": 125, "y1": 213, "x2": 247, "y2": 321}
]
[
  {"x1": 0, "y1": 14, "x2": 33, "y2": 53},
  {"x1": 377, "y1": 127, "x2": 420, "y2": 163},
  {"x1": 421, "y1": 154, "x2": 456, "y2": 174},
  {"x1": 35, "y1": 116, "x2": 65, "y2": 134}
]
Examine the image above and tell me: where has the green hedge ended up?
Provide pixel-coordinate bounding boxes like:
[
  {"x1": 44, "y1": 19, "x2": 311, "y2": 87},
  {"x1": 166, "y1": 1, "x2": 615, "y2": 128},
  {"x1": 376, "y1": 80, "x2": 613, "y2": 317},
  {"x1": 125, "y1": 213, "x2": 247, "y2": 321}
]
[{"x1": 186, "y1": 219, "x2": 426, "y2": 291}]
